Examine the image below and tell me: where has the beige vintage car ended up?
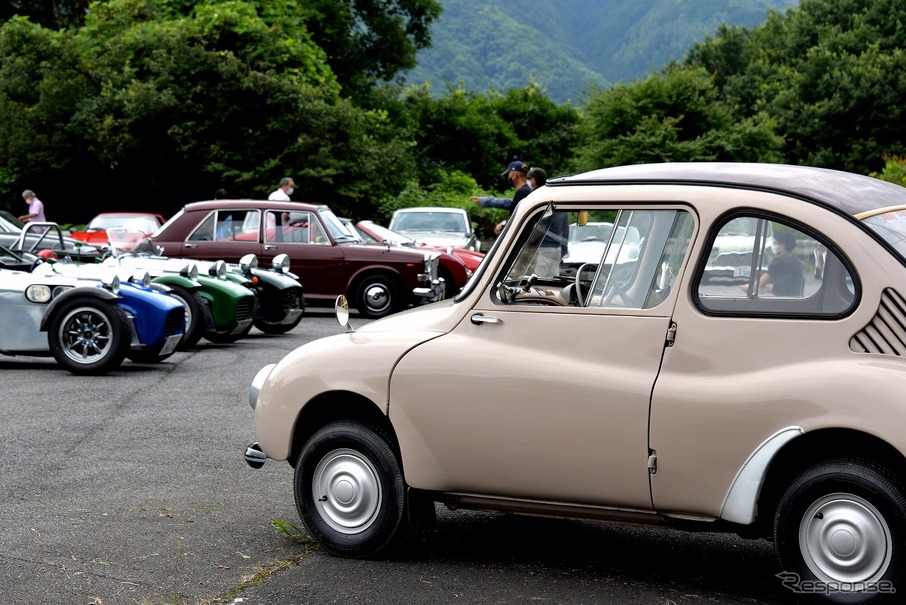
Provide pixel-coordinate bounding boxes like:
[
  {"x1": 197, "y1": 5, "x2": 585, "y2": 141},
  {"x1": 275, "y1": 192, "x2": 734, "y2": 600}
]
[{"x1": 245, "y1": 163, "x2": 906, "y2": 604}]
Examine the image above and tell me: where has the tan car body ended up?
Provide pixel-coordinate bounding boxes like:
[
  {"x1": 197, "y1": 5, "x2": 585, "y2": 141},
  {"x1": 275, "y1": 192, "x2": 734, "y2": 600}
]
[{"x1": 250, "y1": 164, "x2": 906, "y2": 574}]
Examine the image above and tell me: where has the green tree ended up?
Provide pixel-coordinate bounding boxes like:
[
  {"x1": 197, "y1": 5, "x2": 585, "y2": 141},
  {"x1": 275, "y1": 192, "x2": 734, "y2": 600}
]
[
  {"x1": 0, "y1": 0, "x2": 420, "y2": 221},
  {"x1": 687, "y1": 0, "x2": 906, "y2": 174},
  {"x1": 572, "y1": 66, "x2": 784, "y2": 172},
  {"x1": 295, "y1": 0, "x2": 441, "y2": 102},
  {"x1": 402, "y1": 82, "x2": 580, "y2": 189},
  {"x1": 0, "y1": 0, "x2": 91, "y2": 29}
]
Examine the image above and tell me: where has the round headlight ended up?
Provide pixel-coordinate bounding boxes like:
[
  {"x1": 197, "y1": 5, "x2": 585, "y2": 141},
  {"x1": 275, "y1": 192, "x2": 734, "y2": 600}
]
[
  {"x1": 132, "y1": 271, "x2": 152, "y2": 288},
  {"x1": 180, "y1": 263, "x2": 199, "y2": 280},
  {"x1": 101, "y1": 274, "x2": 121, "y2": 294},
  {"x1": 211, "y1": 260, "x2": 227, "y2": 279},
  {"x1": 239, "y1": 254, "x2": 258, "y2": 274},
  {"x1": 272, "y1": 254, "x2": 290, "y2": 274},
  {"x1": 25, "y1": 284, "x2": 53, "y2": 303}
]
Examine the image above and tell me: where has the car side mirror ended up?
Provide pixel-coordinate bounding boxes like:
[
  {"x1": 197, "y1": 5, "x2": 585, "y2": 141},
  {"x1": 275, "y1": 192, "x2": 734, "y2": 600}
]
[{"x1": 335, "y1": 295, "x2": 354, "y2": 332}]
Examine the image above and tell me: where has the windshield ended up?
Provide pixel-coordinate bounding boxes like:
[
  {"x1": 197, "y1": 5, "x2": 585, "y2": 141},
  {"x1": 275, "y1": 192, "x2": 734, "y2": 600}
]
[
  {"x1": 862, "y1": 210, "x2": 906, "y2": 262},
  {"x1": 319, "y1": 207, "x2": 356, "y2": 241},
  {"x1": 392, "y1": 211, "x2": 466, "y2": 234},
  {"x1": 88, "y1": 214, "x2": 160, "y2": 233},
  {"x1": 366, "y1": 222, "x2": 415, "y2": 245}
]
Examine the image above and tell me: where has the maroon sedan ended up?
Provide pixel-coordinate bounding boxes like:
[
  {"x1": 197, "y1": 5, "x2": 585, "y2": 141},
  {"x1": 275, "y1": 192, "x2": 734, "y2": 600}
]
[{"x1": 151, "y1": 200, "x2": 444, "y2": 318}]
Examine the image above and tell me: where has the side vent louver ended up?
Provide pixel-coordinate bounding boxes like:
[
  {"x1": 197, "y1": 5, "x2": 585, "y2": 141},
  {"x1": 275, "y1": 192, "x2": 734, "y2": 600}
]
[{"x1": 850, "y1": 288, "x2": 906, "y2": 355}]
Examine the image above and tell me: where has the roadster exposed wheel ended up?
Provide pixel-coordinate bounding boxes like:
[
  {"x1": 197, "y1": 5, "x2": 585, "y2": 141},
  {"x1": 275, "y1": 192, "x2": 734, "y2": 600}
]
[
  {"x1": 47, "y1": 298, "x2": 130, "y2": 375},
  {"x1": 774, "y1": 458, "x2": 906, "y2": 604},
  {"x1": 294, "y1": 421, "x2": 406, "y2": 557},
  {"x1": 167, "y1": 286, "x2": 205, "y2": 349},
  {"x1": 355, "y1": 275, "x2": 400, "y2": 319}
]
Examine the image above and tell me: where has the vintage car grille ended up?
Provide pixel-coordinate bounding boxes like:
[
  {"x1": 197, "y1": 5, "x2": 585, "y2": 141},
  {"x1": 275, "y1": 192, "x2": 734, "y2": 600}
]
[
  {"x1": 165, "y1": 308, "x2": 185, "y2": 337},
  {"x1": 425, "y1": 254, "x2": 440, "y2": 281},
  {"x1": 282, "y1": 287, "x2": 303, "y2": 310},
  {"x1": 236, "y1": 296, "x2": 255, "y2": 321},
  {"x1": 850, "y1": 288, "x2": 906, "y2": 355}
]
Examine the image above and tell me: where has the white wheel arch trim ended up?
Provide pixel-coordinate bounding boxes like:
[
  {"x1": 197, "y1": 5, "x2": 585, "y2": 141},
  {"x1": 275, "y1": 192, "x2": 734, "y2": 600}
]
[{"x1": 720, "y1": 426, "x2": 804, "y2": 524}]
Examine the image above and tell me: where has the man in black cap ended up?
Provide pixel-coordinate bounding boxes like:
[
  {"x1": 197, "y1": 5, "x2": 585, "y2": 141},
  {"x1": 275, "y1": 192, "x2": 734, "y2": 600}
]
[{"x1": 472, "y1": 160, "x2": 533, "y2": 234}]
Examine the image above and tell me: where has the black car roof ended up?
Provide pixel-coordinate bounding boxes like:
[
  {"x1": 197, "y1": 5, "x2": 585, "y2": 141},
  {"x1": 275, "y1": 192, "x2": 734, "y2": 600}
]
[{"x1": 550, "y1": 163, "x2": 906, "y2": 216}]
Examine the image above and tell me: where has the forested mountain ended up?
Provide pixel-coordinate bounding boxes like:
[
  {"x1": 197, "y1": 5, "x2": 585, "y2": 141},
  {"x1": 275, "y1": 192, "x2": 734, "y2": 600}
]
[{"x1": 407, "y1": 0, "x2": 800, "y2": 103}]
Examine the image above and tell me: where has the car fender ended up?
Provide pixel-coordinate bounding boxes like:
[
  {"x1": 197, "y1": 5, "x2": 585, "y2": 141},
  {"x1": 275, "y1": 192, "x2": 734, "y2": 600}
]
[
  {"x1": 194, "y1": 275, "x2": 256, "y2": 327},
  {"x1": 39, "y1": 286, "x2": 120, "y2": 331},
  {"x1": 254, "y1": 329, "x2": 444, "y2": 461},
  {"x1": 719, "y1": 426, "x2": 804, "y2": 524},
  {"x1": 152, "y1": 274, "x2": 202, "y2": 291}
]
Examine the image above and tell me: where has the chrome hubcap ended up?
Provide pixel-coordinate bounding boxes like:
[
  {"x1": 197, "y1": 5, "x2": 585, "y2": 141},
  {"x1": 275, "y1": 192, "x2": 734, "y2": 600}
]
[
  {"x1": 312, "y1": 448, "x2": 381, "y2": 534},
  {"x1": 60, "y1": 307, "x2": 114, "y2": 363},
  {"x1": 799, "y1": 493, "x2": 891, "y2": 586},
  {"x1": 363, "y1": 284, "x2": 390, "y2": 314}
]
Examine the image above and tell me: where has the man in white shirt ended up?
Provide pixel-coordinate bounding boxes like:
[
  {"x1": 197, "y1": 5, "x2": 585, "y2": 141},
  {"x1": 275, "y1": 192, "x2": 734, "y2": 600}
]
[{"x1": 268, "y1": 177, "x2": 295, "y2": 201}]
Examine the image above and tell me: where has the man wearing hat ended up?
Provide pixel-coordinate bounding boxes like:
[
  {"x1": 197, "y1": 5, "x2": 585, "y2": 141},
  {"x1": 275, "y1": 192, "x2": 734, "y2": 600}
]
[{"x1": 472, "y1": 160, "x2": 533, "y2": 234}]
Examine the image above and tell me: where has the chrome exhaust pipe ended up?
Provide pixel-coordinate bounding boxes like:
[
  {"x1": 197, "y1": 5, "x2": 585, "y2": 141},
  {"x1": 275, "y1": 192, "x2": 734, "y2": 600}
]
[{"x1": 244, "y1": 442, "x2": 267, "y2": 469}]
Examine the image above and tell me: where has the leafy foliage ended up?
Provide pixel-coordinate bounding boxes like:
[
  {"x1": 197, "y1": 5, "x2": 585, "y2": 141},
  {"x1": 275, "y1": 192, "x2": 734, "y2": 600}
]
[
  {"x1": 573, "y1": 66, "x2": 784, "y2": 171},
  {"x1": 687, "y1": 0, "x2": 906, "y2": 174}
]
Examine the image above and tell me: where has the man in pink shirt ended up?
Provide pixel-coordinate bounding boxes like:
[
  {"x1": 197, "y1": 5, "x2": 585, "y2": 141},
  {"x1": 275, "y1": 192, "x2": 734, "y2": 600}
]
[{"x1": 19, "y1": 189, "x2": 46, "y2": 224}]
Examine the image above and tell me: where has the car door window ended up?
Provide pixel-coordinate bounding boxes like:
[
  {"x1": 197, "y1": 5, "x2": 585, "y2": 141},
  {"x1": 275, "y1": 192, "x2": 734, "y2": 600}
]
[
  {"x1": 191, "y1": 209, "x2": 261, "y2": 242},
  {"x1": 496, "y1": 205, "x2": 694, "y2": 310},
  {"x1": 265, "y1": 211, "x2": 327, "y2": 244},
  {"x1": 696, "y1": 214, "x2": 857, "y2": 316}
]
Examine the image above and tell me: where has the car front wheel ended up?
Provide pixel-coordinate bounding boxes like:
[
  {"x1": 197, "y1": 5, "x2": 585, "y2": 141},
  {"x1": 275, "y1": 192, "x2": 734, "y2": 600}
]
[
  {"x1": 774, "y1": 458, "x2": 906, "y2": 604},
  {"x1": 294, "y1": 421, "x2": 406, "y2": 558},
  {"x1": 354, "y1": 275, "x2": 399, "y2": 319},
  {"x1": 47, "y1": 298, "x2": 130, "y2": 375},
  {"x1": 167, "y1": 286, "x2": 205, "y2": 349}
]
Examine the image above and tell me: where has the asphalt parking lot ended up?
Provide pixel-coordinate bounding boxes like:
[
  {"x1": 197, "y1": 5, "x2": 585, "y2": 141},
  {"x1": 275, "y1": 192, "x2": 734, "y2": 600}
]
[{"x1": 1, "y1": 310, "x2": 800, "y2": 605}]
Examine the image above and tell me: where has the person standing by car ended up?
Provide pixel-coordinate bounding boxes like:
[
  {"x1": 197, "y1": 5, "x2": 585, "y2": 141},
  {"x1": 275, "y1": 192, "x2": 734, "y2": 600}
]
[
  {"x1": 472, "y1": 160, "x2": 532, "y2": 234},
  {"x1": 268, "y1": 177, "x2": 295, "y2": 201},
  {"x1": 527, "y1": 167, "x2": 548, "y2": 190},
  {"x1": 18, "y1": 189, "x2": 46, "y2": 225}
]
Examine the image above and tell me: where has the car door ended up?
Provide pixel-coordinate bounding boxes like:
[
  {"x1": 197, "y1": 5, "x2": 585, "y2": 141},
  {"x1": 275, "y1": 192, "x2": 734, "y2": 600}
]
[
  {"x1": 181, "y1": 209, "x2": 264, "y2": 264},
  {"x1": 259, "y1": 209, "x2": 346, "y2": 298},
  {"x1": 389, "y1": 204, "x2": 696, "y2": 510},
  {"x1": 649, "y1": 209, "x2": 860, "y2": 519}
]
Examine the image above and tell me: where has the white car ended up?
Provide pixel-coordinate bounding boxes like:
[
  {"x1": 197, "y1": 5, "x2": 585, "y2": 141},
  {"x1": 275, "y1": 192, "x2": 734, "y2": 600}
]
[{"x1": 388, "y1": 207, "x2": 479, "y2": 251}]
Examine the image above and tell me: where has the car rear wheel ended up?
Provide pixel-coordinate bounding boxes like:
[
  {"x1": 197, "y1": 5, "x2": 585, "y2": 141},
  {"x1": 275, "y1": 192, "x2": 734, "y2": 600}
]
[
  {"x1": 294, "y1": 421, "x2": 406, "y2": 558},
  {"x1": 167, "y1": 286, "x2": 205, "y2": 349},
  {"x1": 354, "y1": 275, "x2": 399, "y2": 319},
  {"x1": 774, "y1": 458, "x2": 906, "y2": 604},
  {"x1": 47, "y1": 298, "x2": 130, "y2": 375}
]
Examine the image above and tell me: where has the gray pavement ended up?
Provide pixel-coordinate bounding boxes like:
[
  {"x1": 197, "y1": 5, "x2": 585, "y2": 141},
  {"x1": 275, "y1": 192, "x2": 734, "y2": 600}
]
[{"x1": 0, "y1": 310, "x2": 799, "y2": 605}]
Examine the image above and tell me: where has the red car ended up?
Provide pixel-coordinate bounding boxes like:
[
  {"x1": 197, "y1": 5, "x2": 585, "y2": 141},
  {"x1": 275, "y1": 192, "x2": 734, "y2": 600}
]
[
  {"x1": 349, "y1": 219, "x2": 481, "y2": 293},
  {"x1": 71, "y1": 212, "x2": 166, "y2": 247},
  {"x1": 150, "y1": 200, "x2": 445, "y2": 318},
  {"x1": 355, "y1": 220, "x2": 484, "y2": 270}
]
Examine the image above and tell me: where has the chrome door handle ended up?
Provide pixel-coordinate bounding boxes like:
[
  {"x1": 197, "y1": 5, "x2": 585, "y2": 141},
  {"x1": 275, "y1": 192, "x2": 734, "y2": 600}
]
[
  {"x1": 471, "y1": 313, "x2": 502, "y2": 325},
  {"x1": 264, "y1": 244, "x2": 278, "y2": 250}
]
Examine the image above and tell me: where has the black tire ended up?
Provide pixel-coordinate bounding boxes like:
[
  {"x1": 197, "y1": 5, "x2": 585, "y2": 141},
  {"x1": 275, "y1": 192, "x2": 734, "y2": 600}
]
[
  {"x1": 354, "y1": 274, "x2": 400, "y2": 319},
  {"x1": 126, "y1": 346, "x2": 174, "y2": 364},
  {"x1": 253, "y1": 313, "x2": 303, "y2": 334},
  {"x1": 204, "y1": 320, "x2": 253, "y2": 344},
  {"x1": 47, "y1": 298, "x2": 131, "y2": 375},
  {"x1": 774, "y1": 458, "x2": 906, "y2": 604},
  {"x1": 294, "y1": 421, "x2": 406, "y2": 558},
  {"x1": 437, "y1": 265, "x2": 456, "y2": 296},
  {"x1": 167, "y1": 286, "x2": 205, "y2": 349}
]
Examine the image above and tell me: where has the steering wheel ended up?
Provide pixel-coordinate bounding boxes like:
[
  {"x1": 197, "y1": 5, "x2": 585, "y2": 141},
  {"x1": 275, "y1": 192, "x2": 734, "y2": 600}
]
[{"x1": 573, "y1": 263, "x2": 598, "y2": 307}]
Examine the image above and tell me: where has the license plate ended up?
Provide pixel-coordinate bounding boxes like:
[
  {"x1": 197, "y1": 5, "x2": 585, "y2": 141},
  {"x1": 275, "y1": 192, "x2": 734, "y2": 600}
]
[{"x1": 160, "y1": 333, "x2": 182, "y2": 356}]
